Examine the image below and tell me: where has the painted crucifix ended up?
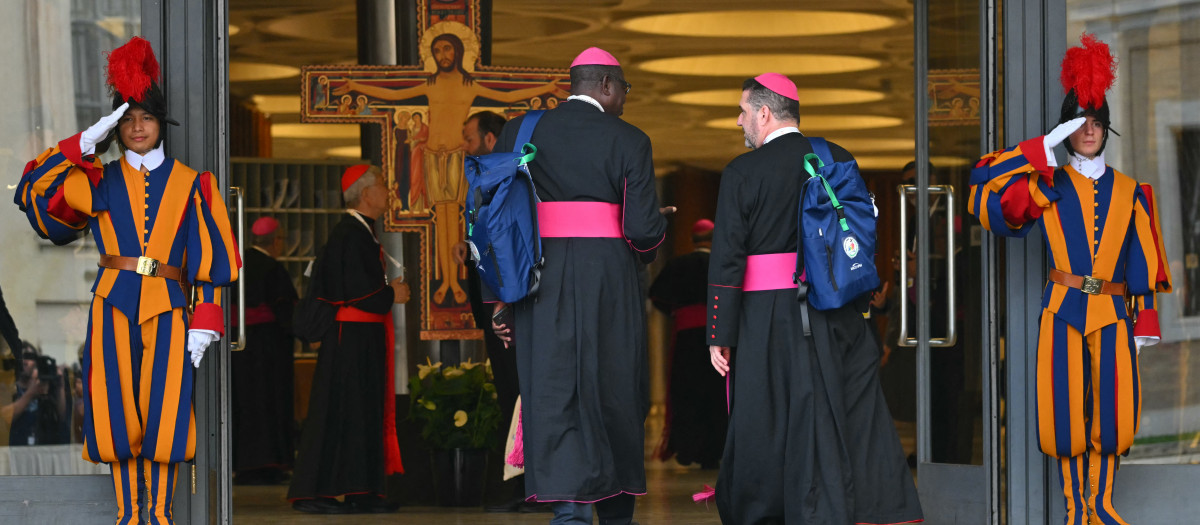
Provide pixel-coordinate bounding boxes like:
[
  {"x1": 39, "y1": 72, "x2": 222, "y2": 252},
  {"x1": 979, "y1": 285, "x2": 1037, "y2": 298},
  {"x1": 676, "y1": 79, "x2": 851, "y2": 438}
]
[{"x1": 300, "y1": 0, "x2": 568, "y2": 339}]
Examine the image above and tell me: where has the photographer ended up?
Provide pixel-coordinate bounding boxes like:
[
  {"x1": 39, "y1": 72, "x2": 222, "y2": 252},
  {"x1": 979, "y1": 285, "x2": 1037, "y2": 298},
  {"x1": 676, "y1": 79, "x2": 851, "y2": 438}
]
[{"x1": 1, "y1": 342, "x2": 69, "y2": 446}]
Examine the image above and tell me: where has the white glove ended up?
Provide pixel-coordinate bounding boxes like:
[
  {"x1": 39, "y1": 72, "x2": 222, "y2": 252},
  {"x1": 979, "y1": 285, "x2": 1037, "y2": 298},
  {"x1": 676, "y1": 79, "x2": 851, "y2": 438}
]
[
  {"x1": 1134, "y1": 335, "x2": 1158, "y2": 356},
  {"x1": 1042, "y1": 117, "x2": 1086, "y2": 167},
  {"x1": 79, "y1": 102, "x2": 130, "y2": 155},
  {"x1": 187, "y1": 329, "x2": 219, "y2": 368}
]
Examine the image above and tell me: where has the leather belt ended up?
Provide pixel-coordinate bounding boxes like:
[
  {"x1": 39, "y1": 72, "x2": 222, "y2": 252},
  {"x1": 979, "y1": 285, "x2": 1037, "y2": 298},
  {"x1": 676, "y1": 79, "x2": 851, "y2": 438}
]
[
  {"x1": 1048, "y1": 269, "x2": 1126, "y2": 296},
  {"x1": 98, "y1": 254, "x2": 183, "y2": 281}
]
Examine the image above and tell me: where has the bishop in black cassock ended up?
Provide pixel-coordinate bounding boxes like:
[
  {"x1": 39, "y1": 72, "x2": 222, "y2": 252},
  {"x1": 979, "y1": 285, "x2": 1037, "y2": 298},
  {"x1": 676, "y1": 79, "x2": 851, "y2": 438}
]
[
  {"x1": 707, "y1": 74, "x2": 923, "y2": 525},
  {"x1": 649, "y1": 218, "x2": 726, "y2": 469},
  {"x1": 493, "y1": 47, "x2": 667, "y2": 524},
  {"x1": 232, "y1": 217, "x2": 297, "y2": 483}
]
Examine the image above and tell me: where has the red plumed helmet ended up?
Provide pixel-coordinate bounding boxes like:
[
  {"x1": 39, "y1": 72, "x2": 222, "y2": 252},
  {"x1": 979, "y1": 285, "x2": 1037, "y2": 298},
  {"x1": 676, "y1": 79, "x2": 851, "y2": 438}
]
[
  {"x1": 106, "y1": 36, "x2": 161, "y2": 103},
  {"x1": 1060, "y1": 33, "x2": 1117, "y2": 111}
]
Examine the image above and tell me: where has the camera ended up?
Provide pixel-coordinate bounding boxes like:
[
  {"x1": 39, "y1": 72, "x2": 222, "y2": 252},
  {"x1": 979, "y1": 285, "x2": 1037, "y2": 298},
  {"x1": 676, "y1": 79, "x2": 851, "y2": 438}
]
[{"x1": 33, "y1": 354, "x2": 59, "y2": 381}]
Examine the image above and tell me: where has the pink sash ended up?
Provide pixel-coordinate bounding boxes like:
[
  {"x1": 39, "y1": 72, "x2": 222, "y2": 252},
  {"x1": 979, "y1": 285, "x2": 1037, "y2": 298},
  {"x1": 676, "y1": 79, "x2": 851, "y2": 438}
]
[{"x1": 537, "y1": 202, "x2": 622, "y2": 238}]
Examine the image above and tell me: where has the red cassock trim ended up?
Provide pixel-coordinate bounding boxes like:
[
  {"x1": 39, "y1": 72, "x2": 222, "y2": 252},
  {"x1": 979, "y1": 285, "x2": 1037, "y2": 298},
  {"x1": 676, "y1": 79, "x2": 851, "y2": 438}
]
[
  {"x1": 1133, "y1": 309, "x2": 1160, "y2": 339},
  {"x1": 190, "y1": 302, "x2": 225, "y2": 336}
]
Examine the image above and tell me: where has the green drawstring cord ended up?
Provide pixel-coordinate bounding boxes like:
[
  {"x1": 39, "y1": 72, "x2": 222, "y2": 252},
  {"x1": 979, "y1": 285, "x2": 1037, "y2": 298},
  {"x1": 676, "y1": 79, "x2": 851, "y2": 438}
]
[{"x1": 803, "y1": 153, "x2": 848, "y2": 232}]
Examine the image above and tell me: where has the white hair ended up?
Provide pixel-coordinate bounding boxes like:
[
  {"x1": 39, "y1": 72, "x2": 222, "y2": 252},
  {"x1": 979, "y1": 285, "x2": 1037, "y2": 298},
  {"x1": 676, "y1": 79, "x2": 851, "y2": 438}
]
[{"x1": 343, "y1": 166, "x2": 381, "y2": 207}]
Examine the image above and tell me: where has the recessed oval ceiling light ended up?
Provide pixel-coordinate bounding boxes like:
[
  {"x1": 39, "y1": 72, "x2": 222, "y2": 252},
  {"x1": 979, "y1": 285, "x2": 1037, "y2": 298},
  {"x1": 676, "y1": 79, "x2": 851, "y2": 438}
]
[
  {"x1": 827, "y1": 138, "x2": 916, "y2": 152},
  {"x1": 325, "y1": 146, "x2": 363, "y2": 158},
  {"x1": 705, "y1": 115, "x2": 903, "y2": 131},
  {"x1": 669, "y1": 88, "x2": 885, "y2": 107},
  {"x1": 848, "y1": 155, "x2": 974, "y2": 170},
  {"x1": 230, "y1": 62, "x2": 301, "y2": 82},
  {"x1": 272, "y1": 123, "x2": 360, "y2": 139},
  {"x1": 641, "y1": 54, "x2": 880, "y2": 76},
  {"x1": 621, "y1": 10, "x2": 896, "y2": 38},
  {"x1": 852, "y1": 155, "x2": 918, "y2": 170},
  {"x1": 251, "y1": 95, "x2": 302, "y2": 115}
]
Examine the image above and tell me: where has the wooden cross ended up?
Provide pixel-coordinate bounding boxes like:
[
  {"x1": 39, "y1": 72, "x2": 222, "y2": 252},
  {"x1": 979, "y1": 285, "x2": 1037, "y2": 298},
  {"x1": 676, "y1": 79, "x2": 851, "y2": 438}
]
[{"x1": 300, "y1": 0, "x2": 568, "y2": 340}]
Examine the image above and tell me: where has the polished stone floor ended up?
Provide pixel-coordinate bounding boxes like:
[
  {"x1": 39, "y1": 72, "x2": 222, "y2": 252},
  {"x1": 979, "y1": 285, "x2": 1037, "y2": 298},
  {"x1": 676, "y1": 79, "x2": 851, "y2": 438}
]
[{"x1": 232, "y1": 460, "x2": 724, "y2": 524}]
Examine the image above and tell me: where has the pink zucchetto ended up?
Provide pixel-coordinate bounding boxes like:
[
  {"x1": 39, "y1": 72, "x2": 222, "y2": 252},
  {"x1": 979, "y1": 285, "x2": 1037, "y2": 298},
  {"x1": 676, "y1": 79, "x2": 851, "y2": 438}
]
[
  {"x1": 754, "y1": 73, "x2": 798, "y2": 102},
  {"x1": 692, "y1": 219, "x2": 715, "y2": 235},
  {"x1": 252, "y1": 217, "x2": 279, "y2": 236},
  {"x1": 570, "y1": 47, "x2": 621, "y2": 68}
]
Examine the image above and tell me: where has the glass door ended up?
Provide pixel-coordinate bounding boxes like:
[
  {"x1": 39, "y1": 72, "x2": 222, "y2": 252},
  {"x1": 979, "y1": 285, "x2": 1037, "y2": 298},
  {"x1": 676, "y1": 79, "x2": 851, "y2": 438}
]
[{"x1": 903, "y1": 0, "x2": 996, "y2": 522}]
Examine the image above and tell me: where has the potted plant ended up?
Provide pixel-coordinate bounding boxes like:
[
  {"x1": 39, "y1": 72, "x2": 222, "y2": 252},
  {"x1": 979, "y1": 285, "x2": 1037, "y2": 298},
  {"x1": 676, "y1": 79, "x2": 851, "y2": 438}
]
[{"x1": 408, "y1": 357, "x2": 502, "y2": 506}]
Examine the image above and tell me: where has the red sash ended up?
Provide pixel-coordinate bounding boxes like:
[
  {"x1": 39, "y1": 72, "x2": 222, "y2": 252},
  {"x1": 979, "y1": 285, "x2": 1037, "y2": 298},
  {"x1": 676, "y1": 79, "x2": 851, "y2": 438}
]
[
  {"x1": 336, "y1": 305, "x2": 404, "y2": 475},
  {"x1": 672, "y1": 304, "x2": 707, "y2": 333}
]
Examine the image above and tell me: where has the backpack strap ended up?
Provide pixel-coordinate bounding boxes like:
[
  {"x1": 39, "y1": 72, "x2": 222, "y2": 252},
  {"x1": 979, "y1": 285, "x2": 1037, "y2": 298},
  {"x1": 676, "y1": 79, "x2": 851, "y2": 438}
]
[
  {"x1": 513, "y1": 110, "x2": 545, "y2": 153},
  {"x1": 514, "y1": 110, "x2": 546, "y2": 297},
  {"x1": 807, "y1": 136, "x2": 834, "y2": 166}
]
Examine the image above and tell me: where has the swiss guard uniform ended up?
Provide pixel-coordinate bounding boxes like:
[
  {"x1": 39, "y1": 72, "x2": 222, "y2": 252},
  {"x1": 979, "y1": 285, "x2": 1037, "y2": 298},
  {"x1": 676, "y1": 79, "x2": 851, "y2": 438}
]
[
  {"x1": 495, "y1": 48, "x2": 666, "y2": 522},
  {"x1": 12, "y1": 37, "x2": 239, "y2": 525},
  {"x1": 968, "y1": 34, "x2": 1171, "y2": 525},
  {"x1": 706, "y1": 74, "x2": 922, "y2": 525}
]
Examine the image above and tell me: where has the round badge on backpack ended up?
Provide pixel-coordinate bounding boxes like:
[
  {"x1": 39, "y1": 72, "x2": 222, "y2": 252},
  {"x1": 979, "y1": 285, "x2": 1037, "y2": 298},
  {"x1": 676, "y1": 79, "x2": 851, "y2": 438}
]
[{"x1": 843, "y1": 236, "x2": 860, "y2": 258}]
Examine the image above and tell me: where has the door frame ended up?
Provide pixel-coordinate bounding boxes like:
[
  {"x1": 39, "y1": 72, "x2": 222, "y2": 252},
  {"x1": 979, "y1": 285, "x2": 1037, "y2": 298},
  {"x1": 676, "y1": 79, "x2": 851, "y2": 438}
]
[{"x1": 149, "y1": 0, "x2": 233, "y2": 522}]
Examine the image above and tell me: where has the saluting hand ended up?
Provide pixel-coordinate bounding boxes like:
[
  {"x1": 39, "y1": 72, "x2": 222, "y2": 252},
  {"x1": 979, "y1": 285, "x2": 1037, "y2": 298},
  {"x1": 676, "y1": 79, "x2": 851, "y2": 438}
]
[
  {"x1": 709, "y1": 345, "x2": 731, "y2": 377},
  {"x1": 1046, "y1": 117, "x2": 1086, "y2": 149},
  {"x1": 80, "y1": 102, "x2": 129, "y2": 154}
]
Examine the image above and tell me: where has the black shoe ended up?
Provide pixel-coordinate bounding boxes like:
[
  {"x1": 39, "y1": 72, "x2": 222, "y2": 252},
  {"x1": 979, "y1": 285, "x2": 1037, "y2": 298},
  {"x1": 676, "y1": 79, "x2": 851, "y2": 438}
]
[
  {"x1": 292, "y1": 498, "x2": 350, "y2": 514},
  {"x1": 518, "y1": 501, "x2": 554, "y2": 513},
  {"x1": 346, "y1": 495, "x2": 400, "y2": 514},
  {"x1": 485, "y1": 497, "x2": 524, "y2": 513}
]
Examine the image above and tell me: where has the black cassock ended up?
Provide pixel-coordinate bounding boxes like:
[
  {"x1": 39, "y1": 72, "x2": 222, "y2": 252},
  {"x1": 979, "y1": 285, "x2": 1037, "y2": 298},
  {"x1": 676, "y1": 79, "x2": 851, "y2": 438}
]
[
  {"x1": 496, "y1": 100, "x2": 666, "y2": 502},
  {"x1": 707, "y1": 133, "x2": 922, "y2": 524},
  {"x1": 232, "y1": 247, "x2": 297, "y2": 474},
  {"x1": 288, "y1": 213, "x2": 395, "y2": 500},
  {"x1": 649, "y1": 249, "x2": 727, "y2": 468}
]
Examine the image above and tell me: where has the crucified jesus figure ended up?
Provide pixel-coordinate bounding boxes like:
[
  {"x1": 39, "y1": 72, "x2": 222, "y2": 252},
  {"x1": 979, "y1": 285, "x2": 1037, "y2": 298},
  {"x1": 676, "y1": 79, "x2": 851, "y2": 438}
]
[{"x1": 335, "y1": 32, "x2": 566, "y2": 305}]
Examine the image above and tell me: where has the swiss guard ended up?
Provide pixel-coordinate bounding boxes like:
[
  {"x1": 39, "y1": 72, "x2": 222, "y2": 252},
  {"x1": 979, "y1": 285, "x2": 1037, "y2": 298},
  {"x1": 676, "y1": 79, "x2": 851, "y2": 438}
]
[
  {"x1": 968, "y1": 33, "x2": 1171, "y2": 525},
  {"x1": 13, "y1": 36, "x2": 240, "y2": 525}
]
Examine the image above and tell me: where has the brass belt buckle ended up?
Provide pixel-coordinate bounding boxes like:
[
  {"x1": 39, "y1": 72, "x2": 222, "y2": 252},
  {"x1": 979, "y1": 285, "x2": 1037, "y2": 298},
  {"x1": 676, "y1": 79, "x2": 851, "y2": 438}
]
[
  {"x1": 136, "y1": 256, "x2": 159, "y2": 277},
  {"x1": 1081, "y1": 276, "x2": 1103, "y2": 295}
]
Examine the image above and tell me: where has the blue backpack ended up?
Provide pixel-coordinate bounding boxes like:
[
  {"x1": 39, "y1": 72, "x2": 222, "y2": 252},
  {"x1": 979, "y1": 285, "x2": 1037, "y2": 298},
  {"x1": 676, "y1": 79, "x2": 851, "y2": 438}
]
[
  {"x1": 464, "y1": 111, "x2": 545, "y2": 303},
  {"x1": 794, "y1": 137, "x2": 880, "y2": 317}
]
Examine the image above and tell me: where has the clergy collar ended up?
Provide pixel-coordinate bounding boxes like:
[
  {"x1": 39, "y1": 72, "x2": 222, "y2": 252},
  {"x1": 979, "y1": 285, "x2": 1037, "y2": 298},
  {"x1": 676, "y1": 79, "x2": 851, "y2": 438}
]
[
  {"x1": 695, "y1": 247, "x2": 711, "y2": 254},
  {"x1": 566, "y1": 95, "x2": 604, "y2": 112},
  {"x1": 251, "y1": 245, "x2": 272, "y2": 257},
  {"x1": 125, "y1": 145, "x2": 165, "y2": 172},
  {"x1": 1069, "y1": 151, "x2": 1106, "y2": 180},
  {"x1": 763, "y1": 127, "x2": 800, "y2": 145},
  {"x1": 347, "y1": 208, "x2": 376, "y2": 226}
]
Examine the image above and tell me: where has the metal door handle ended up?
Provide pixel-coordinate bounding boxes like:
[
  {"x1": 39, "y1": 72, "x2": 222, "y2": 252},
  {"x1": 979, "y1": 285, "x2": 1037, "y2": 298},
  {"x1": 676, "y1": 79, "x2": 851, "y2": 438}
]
[
  {"x1": 897, "y1": 184, "x2": 957, "y2": 347},
  {"x1": 230, "y1": 186, "x2": 247, "y2": 351}
]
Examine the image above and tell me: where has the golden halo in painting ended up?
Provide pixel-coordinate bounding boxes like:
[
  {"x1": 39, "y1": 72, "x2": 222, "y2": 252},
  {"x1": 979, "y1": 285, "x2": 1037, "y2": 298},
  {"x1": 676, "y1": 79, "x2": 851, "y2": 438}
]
[{"x1": 418, "y1": 21, "x2": 480, "y2": 74}]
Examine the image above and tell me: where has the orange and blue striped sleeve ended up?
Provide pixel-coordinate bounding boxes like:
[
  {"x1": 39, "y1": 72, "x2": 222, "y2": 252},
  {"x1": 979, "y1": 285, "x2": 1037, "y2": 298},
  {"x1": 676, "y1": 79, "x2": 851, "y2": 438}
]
[
  {"x1": 187, "y1": 171, "x2": 241, "y2": 335},
  {"x1": 968, "y1": 136, "x2": 1059, "y2": 238},
  {"x1": 13, "y1": 133, "x2": 105, "y2": 244},
  {"x1": 1128, "y1": 183, "x2": 1171, "y2": 339}
]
